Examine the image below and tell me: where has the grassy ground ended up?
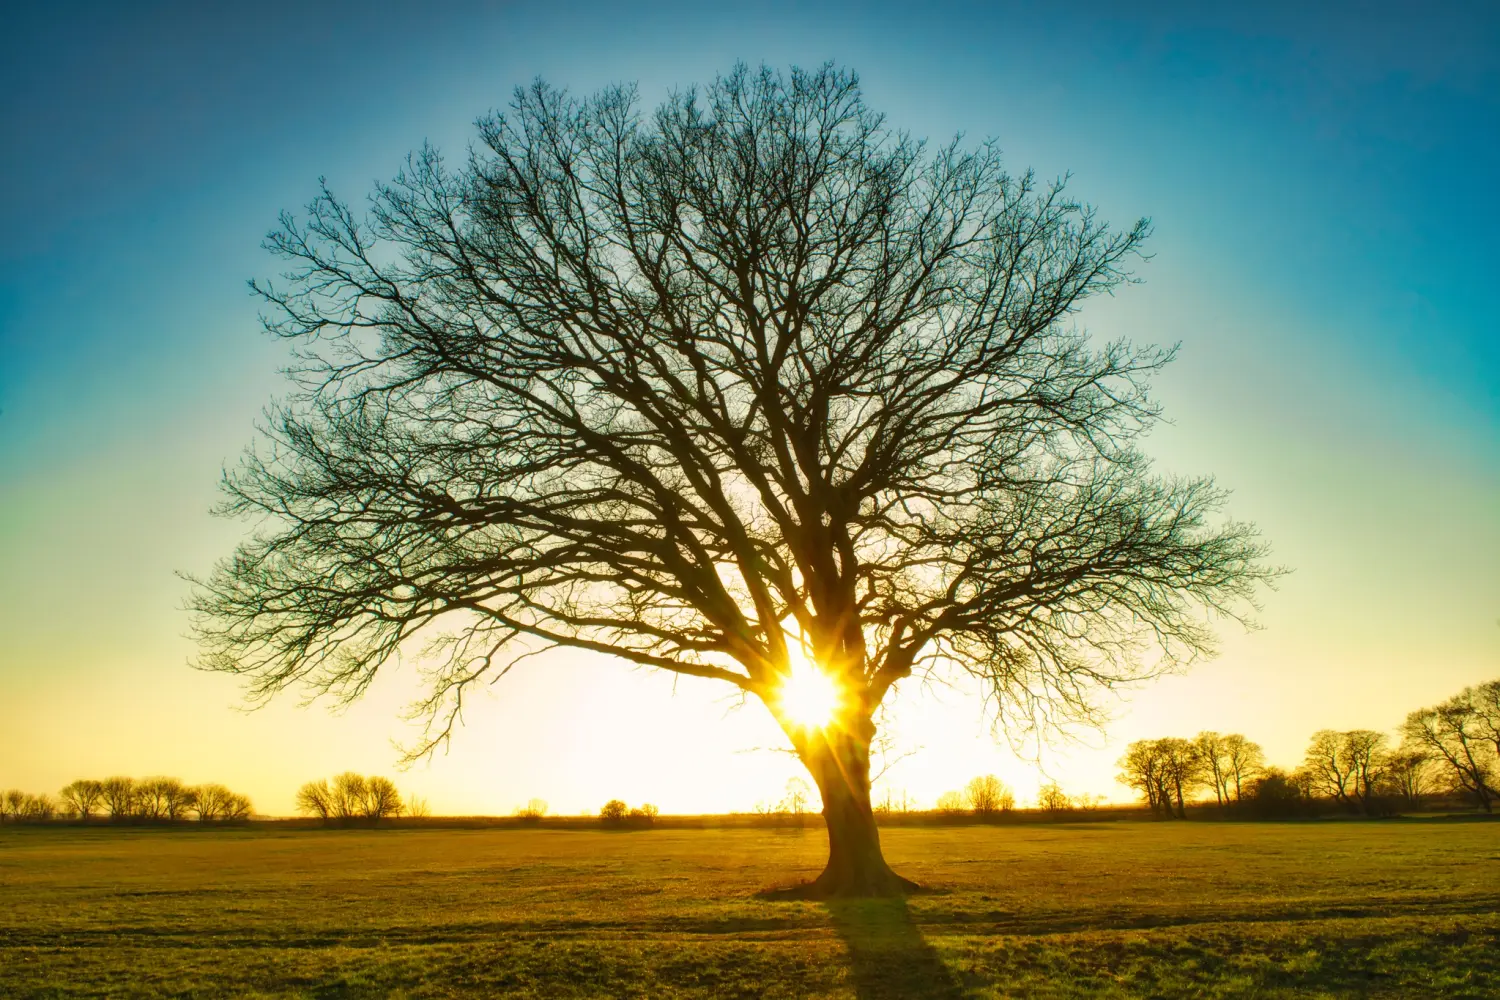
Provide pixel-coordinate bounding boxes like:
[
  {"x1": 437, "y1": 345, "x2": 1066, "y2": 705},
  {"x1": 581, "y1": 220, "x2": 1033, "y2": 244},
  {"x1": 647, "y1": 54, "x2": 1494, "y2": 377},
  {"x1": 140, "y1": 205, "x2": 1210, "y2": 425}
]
[{"x1": 1, "y1": 819, "x2": 1496, "y2": 998}]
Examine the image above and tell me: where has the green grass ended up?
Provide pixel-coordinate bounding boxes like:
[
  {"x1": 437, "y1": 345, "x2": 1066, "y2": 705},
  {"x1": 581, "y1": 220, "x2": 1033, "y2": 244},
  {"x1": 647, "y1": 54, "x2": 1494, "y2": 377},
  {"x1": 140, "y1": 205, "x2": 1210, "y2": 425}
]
[{"x1": 2, "y1": 820, "x2": 1496, "y2": 997}]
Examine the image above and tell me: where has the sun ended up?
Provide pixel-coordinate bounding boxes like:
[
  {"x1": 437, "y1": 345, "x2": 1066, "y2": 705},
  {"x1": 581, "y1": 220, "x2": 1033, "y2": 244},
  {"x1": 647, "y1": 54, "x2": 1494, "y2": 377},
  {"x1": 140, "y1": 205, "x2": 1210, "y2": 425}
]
[{"x1": 777, "y1": 650, "x2": 841, "y2": 730}]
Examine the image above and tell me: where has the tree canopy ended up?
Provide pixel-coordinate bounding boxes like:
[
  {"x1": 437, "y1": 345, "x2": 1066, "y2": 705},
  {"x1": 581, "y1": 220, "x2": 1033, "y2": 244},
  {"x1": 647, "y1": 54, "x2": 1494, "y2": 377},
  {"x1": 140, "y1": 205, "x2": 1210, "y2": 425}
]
[{"x1": 191, "y1": 63, "x2": 1274, "y2": 894}]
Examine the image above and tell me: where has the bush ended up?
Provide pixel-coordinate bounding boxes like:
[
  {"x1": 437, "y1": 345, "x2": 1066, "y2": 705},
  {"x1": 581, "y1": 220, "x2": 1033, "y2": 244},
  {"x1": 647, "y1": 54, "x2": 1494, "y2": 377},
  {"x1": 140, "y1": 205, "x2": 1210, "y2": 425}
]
[
  {"x1": 600, "y1": 799, "x2": 629, "y2": 825},
  {"x1": 515, "y1": 798, "x2": 548, "y2": 824},
  {"x1": 1245, "y1": 768, "x2": 1309, "y2": 819}
]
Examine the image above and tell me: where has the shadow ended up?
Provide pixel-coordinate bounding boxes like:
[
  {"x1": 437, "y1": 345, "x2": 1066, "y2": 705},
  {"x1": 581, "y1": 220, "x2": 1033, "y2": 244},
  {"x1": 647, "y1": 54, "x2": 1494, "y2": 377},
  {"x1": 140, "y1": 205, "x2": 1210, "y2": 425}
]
[{"x1": 826, "y1": 898, "x2": 967, "y2": 1000}]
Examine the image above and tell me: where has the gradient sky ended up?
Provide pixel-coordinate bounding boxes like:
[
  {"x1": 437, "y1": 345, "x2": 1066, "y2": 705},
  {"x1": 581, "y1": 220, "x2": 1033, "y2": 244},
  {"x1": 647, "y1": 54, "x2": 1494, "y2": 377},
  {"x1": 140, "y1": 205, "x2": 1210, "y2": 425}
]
[{"x1": 2, "y1": 1, "x2": 1496, "y2": 817}]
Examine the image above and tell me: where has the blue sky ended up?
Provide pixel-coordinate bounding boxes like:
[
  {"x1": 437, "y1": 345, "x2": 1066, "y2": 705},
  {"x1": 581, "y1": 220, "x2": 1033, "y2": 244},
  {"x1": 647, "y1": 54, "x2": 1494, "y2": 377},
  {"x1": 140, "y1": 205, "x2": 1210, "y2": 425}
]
[{"x1": 1, "y1": 1, "x2": 1495, "y2": 814}]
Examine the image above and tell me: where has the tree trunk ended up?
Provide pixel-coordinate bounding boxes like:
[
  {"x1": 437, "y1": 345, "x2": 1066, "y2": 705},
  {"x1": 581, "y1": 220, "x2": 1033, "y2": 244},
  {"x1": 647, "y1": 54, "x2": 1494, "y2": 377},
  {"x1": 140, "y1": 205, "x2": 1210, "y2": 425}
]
[{"x1": 785, "y1": 718, "x2": 919, "y2": 898}]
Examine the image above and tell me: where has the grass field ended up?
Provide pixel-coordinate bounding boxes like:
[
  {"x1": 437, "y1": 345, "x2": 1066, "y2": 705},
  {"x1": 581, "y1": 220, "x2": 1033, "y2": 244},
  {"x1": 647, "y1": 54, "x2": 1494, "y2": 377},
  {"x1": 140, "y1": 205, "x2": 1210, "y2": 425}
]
[{"x1": 1, "y1": 819, "x2": 1496, "y2": 998}]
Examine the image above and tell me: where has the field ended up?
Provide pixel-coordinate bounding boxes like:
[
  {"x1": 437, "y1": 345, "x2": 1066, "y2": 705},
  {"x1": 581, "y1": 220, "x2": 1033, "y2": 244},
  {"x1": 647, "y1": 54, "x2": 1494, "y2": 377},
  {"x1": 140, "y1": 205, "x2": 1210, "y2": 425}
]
[{"x1": 1, "y1": 820, "x2": 1497, "y2": 998}]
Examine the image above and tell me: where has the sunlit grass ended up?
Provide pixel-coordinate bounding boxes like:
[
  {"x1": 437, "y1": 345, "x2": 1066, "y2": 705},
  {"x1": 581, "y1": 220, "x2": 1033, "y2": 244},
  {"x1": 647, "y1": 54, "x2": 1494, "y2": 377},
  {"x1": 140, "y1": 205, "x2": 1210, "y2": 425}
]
[{"x1": 2, "y1": 820, "x2": 1495, "y2": 997}]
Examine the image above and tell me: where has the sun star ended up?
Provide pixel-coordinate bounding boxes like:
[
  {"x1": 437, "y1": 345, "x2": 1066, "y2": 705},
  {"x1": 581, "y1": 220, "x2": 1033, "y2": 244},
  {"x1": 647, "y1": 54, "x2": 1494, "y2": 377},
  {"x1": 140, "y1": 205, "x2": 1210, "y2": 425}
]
[{"x1": 778, "y1": 653, "x2": 841, "y2": 730}]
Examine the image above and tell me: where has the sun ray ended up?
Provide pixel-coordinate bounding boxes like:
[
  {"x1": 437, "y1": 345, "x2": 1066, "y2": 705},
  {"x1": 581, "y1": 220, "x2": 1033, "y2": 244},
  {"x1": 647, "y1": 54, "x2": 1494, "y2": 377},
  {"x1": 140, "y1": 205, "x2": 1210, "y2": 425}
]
[{"x1": 777, "y1": 644, "x2": 841, "y2": 730}]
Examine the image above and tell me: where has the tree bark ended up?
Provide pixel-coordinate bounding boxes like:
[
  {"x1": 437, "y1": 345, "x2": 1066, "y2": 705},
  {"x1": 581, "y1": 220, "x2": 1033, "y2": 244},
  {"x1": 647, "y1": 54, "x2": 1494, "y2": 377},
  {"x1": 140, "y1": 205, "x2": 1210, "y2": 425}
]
[{"x1": 783, "y1": 717, "x2": 918, "y2": 898}]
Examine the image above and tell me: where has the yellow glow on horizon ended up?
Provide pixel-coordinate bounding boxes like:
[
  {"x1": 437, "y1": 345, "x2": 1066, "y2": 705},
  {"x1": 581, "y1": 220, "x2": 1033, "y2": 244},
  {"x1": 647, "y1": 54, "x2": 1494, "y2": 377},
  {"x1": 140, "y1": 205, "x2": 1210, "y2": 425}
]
[{"x1": 776, "y1": 645, "x2": 841, "y2": 730}]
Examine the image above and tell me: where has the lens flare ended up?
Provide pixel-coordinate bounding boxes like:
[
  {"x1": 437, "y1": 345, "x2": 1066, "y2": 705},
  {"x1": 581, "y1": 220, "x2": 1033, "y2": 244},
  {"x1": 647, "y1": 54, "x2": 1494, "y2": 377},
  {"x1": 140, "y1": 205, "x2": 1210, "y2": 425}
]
[{"x1": 777, "y1": 651, "x2": 840, "y2": 730}]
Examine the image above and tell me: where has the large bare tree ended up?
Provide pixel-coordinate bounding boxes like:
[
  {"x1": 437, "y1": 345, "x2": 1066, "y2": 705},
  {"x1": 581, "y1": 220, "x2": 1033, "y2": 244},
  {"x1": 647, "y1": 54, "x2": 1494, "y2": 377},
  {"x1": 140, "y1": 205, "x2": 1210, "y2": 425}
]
[{"x1": 191, "y1": 64, "x2": 1272, "y2": 895}]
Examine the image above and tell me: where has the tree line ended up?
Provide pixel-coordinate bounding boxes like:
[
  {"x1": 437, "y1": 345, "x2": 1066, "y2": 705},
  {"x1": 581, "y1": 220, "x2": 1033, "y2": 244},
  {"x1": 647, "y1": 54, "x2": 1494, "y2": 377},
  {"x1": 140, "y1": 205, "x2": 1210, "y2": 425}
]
[
  {"x1": 295, "y1": 772, "x2": 428, "y2": 824},
  {"x1": 1120, "y1": 678, "x2": 1499, "y2": 818},
  {"x1": 0, "y1": 777, "x2": 252, "y2": 824}
]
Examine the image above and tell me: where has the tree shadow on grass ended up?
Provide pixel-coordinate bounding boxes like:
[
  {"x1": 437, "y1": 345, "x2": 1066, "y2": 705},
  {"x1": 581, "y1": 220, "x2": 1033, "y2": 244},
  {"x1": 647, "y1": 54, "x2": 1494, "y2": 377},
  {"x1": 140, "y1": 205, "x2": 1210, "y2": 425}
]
[{"x1": 825, "y1": 898, "x2": 967, "y2": 1000}]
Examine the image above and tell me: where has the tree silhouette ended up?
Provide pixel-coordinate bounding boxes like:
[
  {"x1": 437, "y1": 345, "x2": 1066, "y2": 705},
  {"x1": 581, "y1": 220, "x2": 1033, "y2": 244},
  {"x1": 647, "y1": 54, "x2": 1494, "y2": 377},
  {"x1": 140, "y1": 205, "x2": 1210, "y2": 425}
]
[
  {"x1": 1220, "y1": 733, "x2": 1265, "y2": 803},
  {"x1": 1302, "y1": 729, "x2": 1389, "y2": 814},
  {"x1": 100, "y1": 777, "x2": 135, "y2": 821},
  {"x1": 191, "y1": 63, "x2": 1272, "y2": 896},
  {"x1": 964, "y1": 774, "x2": 1013, "y2": 816},
  {"x1": 1036, "y1": 782, "x2": 1072, "y2": 813},
  {"x1": 59, "y1": 780, "x2": 104, "y2": 820},
  {"x1": 1403, "y1": 686, "x2": 1497, "y2": 813}
]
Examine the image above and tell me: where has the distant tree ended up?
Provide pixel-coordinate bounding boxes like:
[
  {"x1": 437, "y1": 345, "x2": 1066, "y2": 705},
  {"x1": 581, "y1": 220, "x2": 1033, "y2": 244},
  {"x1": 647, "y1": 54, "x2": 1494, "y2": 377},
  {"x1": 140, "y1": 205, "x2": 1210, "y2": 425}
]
[
  {"x1": 1118, "y1": 740, "x2": 1170, "y2": 818},
  {"x1": 1074, "y1": 792, "x2": 1105, "y2": 811},
  {"x1": 1341, "y1": 730, "x2": 1390, "y2": 815},
  {"x1": 1192, "y1": 732, "x2": 1231, "y2": 806},
  {"x1": 1301, "y1": 730, "x2": 1359, "y2": 810},
  {"x1": 600, "y1": 799, "x2": 629, "y2": 825},
  {"x1": 331, "y1": 773, "x2": 369, "y2": 821},
  {"x1": 935, "y1": 791, "x2": 966, "y2": 815},
  {"x1": 1156, "y1": 737, "x2": 1206, "y2": 818},
  {"x1": 100, "y1": 777, "x2": 136, "y2": 821},
  {"x1": 295, "y1": 780, "x2": 334, "y2": 821},
  {"x1": 1244, "y1": 767, "x2": 1306, "y2": 819},
  {"x1": 874, "y1": 788, "x2": 916, "y2": 816},
  {"x1": 628, "y1": 803, "x2": 659, "y2": 827},
  {"x1": 1402, "y1": 690, "x2": 1497, "y2": 813},
  {"x1": 405, "y1": 794, "x2": 432, "y2": 818},
  {"x1": 1220, "y1": 734, "x2": 1265, "y2": 803},
  {"x1": 223, "y1": 792, "x2": 253, "y2": 821},
  {"x1": 194, "y1": 784, "x2": 243, "y2": 822},
  {"x1": 1383, "y1": 747, "x2": 1433, "y2": 806},
  {"x1": 190, "y1": 63, "x2": 1275, "y2": 897},
  {"x1": 964, "y1": 775, "x2": 1014, "y2": 816},
  {"x1": 19, "y1": 793, "x2": 56, "y2": 822},
  {"x1": 133, "y1": 777, "x2": 172, "y2": 821},
  {"x1": 1036, "y1": 783, "x2": 1072, "y2": 813},
  {"x1": 0, "y1": 789, "x2": 23, "y2": 822},
  {"x1": 515, "y1": 798, "x2": 548, "y2": 822},
  {"x1": 363, "y1": 777, "x2": 404, "y2": 820},
  {"x1": 59, "y1": 780, "x2": 104, "y2": 820},
  {"x1": 147, "y1": 778, "x2": 196, "y2": 822},
  {"x1": 781, "y1": 778, "x2": 812, "y2": 818}
]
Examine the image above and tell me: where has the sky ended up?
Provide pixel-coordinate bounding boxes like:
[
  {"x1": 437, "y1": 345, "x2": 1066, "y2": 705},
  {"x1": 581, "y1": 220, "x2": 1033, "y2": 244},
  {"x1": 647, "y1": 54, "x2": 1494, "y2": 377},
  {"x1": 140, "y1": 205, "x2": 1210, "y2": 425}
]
[{"x1": 2, "y1": 0, "x2": 1497, "y2": 817}]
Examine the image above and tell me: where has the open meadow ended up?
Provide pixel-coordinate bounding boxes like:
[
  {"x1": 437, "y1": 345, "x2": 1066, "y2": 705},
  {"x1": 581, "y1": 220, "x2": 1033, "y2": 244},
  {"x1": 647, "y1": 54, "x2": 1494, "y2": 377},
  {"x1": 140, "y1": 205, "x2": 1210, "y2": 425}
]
[{"x1": 1, "y1": 819, "x2": 1497, "y2": 998}]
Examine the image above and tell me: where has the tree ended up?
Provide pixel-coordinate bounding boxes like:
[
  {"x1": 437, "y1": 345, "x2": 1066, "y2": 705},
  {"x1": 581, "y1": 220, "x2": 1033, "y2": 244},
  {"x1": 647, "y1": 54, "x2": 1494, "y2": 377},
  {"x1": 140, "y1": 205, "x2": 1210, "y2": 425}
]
[
  {"x1": 1036, "y1": 783, "x2": 1072, "y2": 813},
  {"x1": 874, "y1": 788, "x2": 916, "y2": 815},
  {"x1": 60, "y1": 780, "x2": 104, "y2": 820},
  {"x1": 1244, "y1": 767, "x2": 1306, "y2": 819},
  {"x1": 515, "y1": 798, "x2": 548, "y2": 821},
  {"x1": 330, "y1": 773, "x2": 369, "y2": 821},
  {"x1": 1118, "y1": 737, "x2": 1204, "y2": 818},
  {"x1": 363, "y1": 777, "x2": 404, "y2": 820},
  {"x1": 222, "y1": 792, "x2": 254, "y2": 822},
  {"x1": 600, "y1": 799, "x2": 629, "y2": 824},
  {"x1": 1384, "y1": 747, "x2": 1433, "y2": 806},
  {"x1": 190, "y1": 63, "x2": 1273, "y2": 896},
  {"x1": 1118, "y1": 739, "x2": 1169, "y2": 817},
  {"x1": 1341, "y1": 729, "x2": 1390, "y2": 815},
  {"x1": 195, "y1": 784, "x2": 243, "y2": 822},
  {"x1": 1473, "y1": 680, "x2": 1500, "y2": 760},
  {"x1": 964, "y1": 774, "x2": 1014, "y2": 816},
  {"x1": 1301, "y1": 730, "x2": 1358, "y2": 810},
  {"x1": 934, "y1": 791, "x2": 966, "y2": 815},
  {"x1": 1193, "y1": 732, "x2": 1232, "y2": 806},
  {"x1": 0, "y1": 790, "x2": 22, "y2": 822},
  {"x1": 295, "y1": 780, "x2": 334, "y2": 821},
  {"x1": 406, "y1": 794, "x2": 432, "y2": 818},
  {"x1": 1402, "y1": 691, "x2": 1496, "y2": 813},
  {"x1": 100, "y1": 776, "x2": 135, "y2": 821},
  {"x1": 1159, "y1": 738, "x2": 1206, "y2": 818},
  {"x1": 1220, "y1": 733, "x2": 1265, "y2": 803},
  {"x1": 781, "y1": 777, "x2": 812, "y2": 818},
  {"x1": 19, "y1": 794, "x2": 56, "y2": 822}
]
